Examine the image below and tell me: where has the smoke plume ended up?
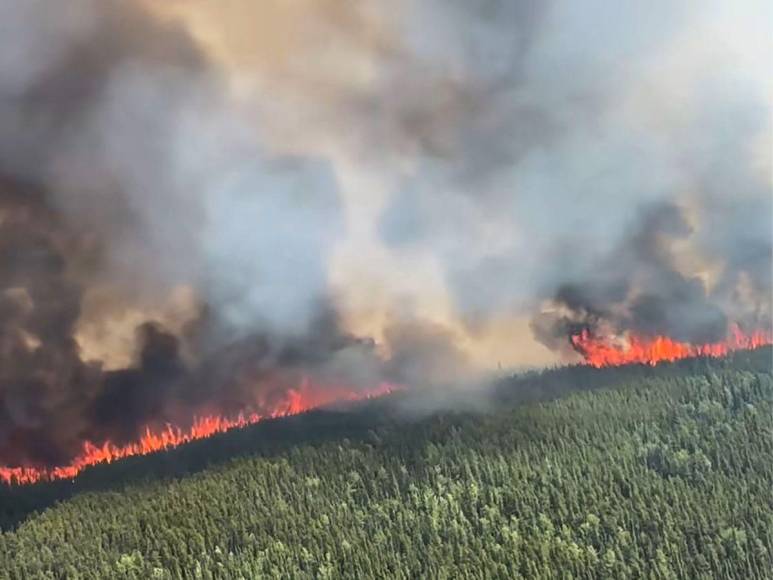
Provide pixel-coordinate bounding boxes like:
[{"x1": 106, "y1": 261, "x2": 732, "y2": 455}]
[{"x1": 0, "y1": 0, "x2": 770, "y2": 466}]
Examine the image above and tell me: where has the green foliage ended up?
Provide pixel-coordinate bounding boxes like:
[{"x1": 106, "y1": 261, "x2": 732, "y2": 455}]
[{"x1": 1, "y1": 349, "x2": 771, "y2": 579}]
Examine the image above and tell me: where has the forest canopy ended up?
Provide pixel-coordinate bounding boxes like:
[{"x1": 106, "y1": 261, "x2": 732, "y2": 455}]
[{"x1": 0, "y1": 348, "x2": 771, "y2": 578}]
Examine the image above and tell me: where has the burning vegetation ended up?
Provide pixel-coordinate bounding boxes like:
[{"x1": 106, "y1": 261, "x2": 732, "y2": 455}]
[
  {"x1": 571, "y1": 325, "x2": 772, "y2": 368},
  {"x1": 0, "y1": 382, "x2": 392, "y2": 486},
  {"x1": 3, "y1": 324, "x2": 770, "y2": 486},
  {"x1": 0, "y1": 1, "x2": 770, "y2": 487}
]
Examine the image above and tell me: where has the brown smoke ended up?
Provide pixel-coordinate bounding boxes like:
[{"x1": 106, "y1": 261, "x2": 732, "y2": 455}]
[{"x1": 0, "y1": 0, "x2": 770, "y2": 467}]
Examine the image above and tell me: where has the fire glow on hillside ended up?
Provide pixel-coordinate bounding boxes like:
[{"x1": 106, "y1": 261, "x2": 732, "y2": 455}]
[
  {"x1": 4, "y1": 326, "x2": 770, "y2": 486},
  {"x1": 571, "y1": 325, "x2": 772, "y2": 368},
  {"x1": 0, "y1": 383, "x2": 393, "y2": 486},
  {"x1": 0, "y1": 0, "x2": 770, "y2": 493}
]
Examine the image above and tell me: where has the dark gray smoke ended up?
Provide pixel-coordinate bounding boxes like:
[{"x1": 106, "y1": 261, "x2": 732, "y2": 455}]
[
  {"x1": 364, "y1": 1, "x2": 771, "y2": 350},
  {"x1": 0, "y1": 0, "x2": 385, "y2": 466},
  {"x1": 0, "y1": 0, "x2": 770, "y2": 466},
  {"x1": 530, "y1": 201, "x2": 767, "y2": 351},
  {"x1": 0, "y1": 172, "x2": 386, "y2": 465}
]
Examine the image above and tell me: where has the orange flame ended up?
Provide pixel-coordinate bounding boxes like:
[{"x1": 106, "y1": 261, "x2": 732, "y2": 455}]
[
  {"x1": 0, "y1": 382, "x2": 394, "y2": 486},
  {"x1": 571, "y1": 324, "x2": 772, "y2": 368}
]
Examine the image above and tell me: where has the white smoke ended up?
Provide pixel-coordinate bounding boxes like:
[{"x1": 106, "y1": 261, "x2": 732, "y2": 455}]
[{"x1": 1, "y1": 0, "x2": 770, "y2": 369}]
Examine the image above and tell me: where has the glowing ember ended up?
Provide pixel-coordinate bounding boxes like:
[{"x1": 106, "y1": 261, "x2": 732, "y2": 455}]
[
  {"x1": 0, "y1": 383, "x2": 394, "y2": 486},
  {"x1": 572, "y1": 324, "x2": 772, "y2": 368}
]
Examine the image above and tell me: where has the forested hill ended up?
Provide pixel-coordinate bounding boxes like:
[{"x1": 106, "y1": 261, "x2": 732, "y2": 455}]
[{"x1": 1, "y1": 348, "x2": 772, "y2": 578}]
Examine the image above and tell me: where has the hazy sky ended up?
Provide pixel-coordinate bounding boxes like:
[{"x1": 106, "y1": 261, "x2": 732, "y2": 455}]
[
  {"x1": 145, "y1": 0, "x2": 771, "y2": 366},
  {"x1": 0, "y1": 0, "x2": 770, "y2": 464}
]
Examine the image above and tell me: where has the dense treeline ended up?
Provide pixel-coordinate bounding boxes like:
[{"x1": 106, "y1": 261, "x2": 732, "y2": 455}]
[
  {"x1": 2, "y1": 351, "x2": 755, "y2": 531},
  {"x1": 1, "y1": 348, "x2": 772, "y2": 578}
]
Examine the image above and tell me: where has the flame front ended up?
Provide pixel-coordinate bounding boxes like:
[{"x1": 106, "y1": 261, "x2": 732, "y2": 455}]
[
  {"x1": 571, "y1": 325, "x2": 772, "y2": 368},
  {"x1": 0, "y1": 383, "x2": 394, "y2": 486},
  {"x1": 4, "y1": 326, "x2": 770, "y2": 486}
]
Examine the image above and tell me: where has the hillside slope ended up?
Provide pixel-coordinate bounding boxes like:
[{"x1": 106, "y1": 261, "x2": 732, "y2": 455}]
[{"x1": 1, "y1": 349, "x2": 772, "y2": 579}]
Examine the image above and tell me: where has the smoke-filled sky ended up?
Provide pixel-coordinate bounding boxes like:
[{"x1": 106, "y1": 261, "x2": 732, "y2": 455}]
[{"x1": 0, "y1": 0, "x2": 770, "y2": 465}]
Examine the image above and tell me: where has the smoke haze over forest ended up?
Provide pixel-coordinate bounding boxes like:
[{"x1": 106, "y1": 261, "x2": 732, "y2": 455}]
[{"x1": 0, "y1": 0, "x2": 770, "y2": 465}]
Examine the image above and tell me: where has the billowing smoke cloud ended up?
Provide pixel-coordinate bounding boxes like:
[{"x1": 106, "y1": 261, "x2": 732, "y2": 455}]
[
  {"x1": 530, "y1": 202, "x2": 755, "y2": 351},
  {"x1": 0, "y1": 0, "x2": 382, "y2": 465},
  {"x1": 0, "y1": 0, "x2": 770, "y2": 466},
  {"x1": 366, "y1": 2, "x2": 771, "y2": 349}
]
